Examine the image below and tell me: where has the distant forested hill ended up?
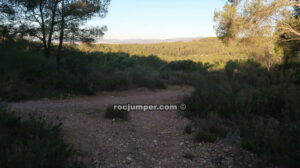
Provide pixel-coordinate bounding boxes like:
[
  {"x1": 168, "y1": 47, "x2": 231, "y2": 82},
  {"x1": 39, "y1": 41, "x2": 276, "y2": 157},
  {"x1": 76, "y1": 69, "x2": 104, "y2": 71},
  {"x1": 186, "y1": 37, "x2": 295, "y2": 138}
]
[{"x1": 78, "y1": 37, "x2": 246, "y2": 63}]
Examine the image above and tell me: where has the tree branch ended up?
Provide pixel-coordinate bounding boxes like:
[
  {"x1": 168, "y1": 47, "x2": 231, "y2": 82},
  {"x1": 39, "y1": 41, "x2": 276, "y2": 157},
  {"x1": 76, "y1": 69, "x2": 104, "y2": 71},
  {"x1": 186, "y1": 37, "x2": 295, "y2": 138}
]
[{"x1": 279, "y1": 22, "x2": 300, "y2": 36}]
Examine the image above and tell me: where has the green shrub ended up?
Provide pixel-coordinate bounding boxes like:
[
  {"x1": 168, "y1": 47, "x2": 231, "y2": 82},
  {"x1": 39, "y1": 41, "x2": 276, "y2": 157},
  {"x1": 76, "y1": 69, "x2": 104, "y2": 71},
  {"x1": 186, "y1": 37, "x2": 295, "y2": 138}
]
[
  {"x1": 183, "y1": 124, "x2": 193, "y2": 134},
  {"x1": 161, "y1": 60, "x2": 212, "y2": 73},
  {"x1": 131, "y1": 66, "x2": 166, "y2": 89},
  {"x1": 182, "y1": 60, "x2": 300, "y2": 168},
  {"x1": 0, "y1": 104, "x2": 82, "y2": 168},
  {"x1": 160, "y1": 70, "x2": 205, "y2": 86},
  {"x1": 193, "y1": 130, "x2": 218, "y2": 143},
  {"x1": 104, "y1": 105, "x2": 130, "y2": 121},
  {"x1": 242, "y1": 116, "x2": 300, "y2": 168},
  {"x1": 190, "y1": 115, "x2": 228, "y2": 143},
  {"x1": 0, "y1": 41, "x2": 170, "y2": 101},
  {"x1": 133, "y1": 55, "x2": 166, "y2": 68}
]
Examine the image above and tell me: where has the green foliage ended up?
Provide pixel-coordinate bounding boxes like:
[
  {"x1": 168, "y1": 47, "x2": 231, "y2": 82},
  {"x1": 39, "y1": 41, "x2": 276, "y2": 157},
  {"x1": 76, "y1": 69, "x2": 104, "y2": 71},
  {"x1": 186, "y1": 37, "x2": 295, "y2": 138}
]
[
  {"x1": 160, "y1": 70, "x2": 204, "y2": 85},
  {"x1": 292, "y1": 68, "x2": 300, "y2": 84},
  {"x1": 0, "y1": 41, "x2": 56, "y2": 100},
  {"x1": 131, "y1": 66, "x2": 166, "y2": 89},
  {"x1": 241, "y1": 116, "x2": 300, "y2": 168},
  {"x1": 182, "y1": 60, "x2": 300, "y2": 167},
  {"x1": 0, "y1": 104, "x2": 82, "y2": 168},
  {"x1": 0, "y1": 40, "x2": 188, "y2": 101},
  {"x1": 0, "y1": 0, "x2": 110, "y2": 55},
  {"x1": 79, "y1": 37, "x2": 246, "y2": 63},
  {"x1": 193, "y1": 130, "x2": 218, "y2": 143},
  {"x1": 214, "y1": 3, "x2": 240, "y2": 45},
  {"x1": 104, "y1": 105, "x2": 130, "y2": 121},
  {"x1": 214, "y1": 0, "x2": 299, "y2": 68},
  {"x1": 193, "y1": 115, "x2": 228, "y2": 143},
  {"x1": 183, "y1": 124, "x2": 193, "y2": 134},
  {"x1": 161, "y1": 60, "x2": 212, "y2": 73}
]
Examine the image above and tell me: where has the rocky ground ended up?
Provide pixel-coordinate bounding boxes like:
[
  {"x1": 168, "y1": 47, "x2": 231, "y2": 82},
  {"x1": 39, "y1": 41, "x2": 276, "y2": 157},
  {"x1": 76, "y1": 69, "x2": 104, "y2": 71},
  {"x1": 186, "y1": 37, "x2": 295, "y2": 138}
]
[{"x1": 9, "y1": 86, "x2": 254, "y2": 168}]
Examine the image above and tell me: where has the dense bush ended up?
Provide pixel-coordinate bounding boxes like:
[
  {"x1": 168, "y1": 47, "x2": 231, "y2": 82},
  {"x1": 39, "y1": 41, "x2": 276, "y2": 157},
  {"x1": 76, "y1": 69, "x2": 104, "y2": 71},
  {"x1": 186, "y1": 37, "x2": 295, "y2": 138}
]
[
  {"x1": 1, "y1": 41, "x2": 194, "y2": 101},
  {"x1": 0, "y1": 41, "x2": 57, "y2": 100},
  {"x1": 0, "y1": 104, "x2": 82, "y2": 168},
  {"x1": 159, "y1": 60, "x2": 210, "y2": 86},
  {"x1": 79, "y1": 37, "x2": 245, "y2": 63},
  {"x1": 161, "y1": 60, "x2": 212, "y2": 73},
  {"x1": 104, "y1": 105, "x2": 130, "y2": 121},
  {"x1": 1, "y1": 40, "x2": 220, "y2": 101},
  {"x1": 182, "y1": 60, "x2": 300, "y2": 168}
]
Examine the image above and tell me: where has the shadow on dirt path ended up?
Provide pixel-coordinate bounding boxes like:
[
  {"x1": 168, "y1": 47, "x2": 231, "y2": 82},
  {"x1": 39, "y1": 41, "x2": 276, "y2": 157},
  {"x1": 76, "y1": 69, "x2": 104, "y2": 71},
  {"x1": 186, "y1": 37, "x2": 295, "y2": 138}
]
[{"x1": 9, "y1": 86, "x2": 253, "y2": 168}]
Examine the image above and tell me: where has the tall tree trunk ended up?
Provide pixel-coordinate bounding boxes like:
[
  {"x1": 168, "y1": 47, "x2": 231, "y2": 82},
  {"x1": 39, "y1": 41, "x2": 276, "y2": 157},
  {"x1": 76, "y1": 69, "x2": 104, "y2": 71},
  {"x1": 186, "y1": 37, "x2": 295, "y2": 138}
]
[
  {"x1": 46, "y1": 0, "x2": 59, "y2": 58},
  {"x1": 39, "y1": 0, "x2": 48, "y2": 58},
  {"x1": 56, "y1": 0, "x2": 65, "y2": 72}
]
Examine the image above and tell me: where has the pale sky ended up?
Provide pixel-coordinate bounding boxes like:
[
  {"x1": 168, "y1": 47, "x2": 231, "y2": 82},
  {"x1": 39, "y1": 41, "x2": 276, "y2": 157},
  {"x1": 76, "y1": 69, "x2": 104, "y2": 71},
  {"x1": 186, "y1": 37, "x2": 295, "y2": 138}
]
[{"x1": 88, "y1": 0, "x2": 226, "y2": 40}]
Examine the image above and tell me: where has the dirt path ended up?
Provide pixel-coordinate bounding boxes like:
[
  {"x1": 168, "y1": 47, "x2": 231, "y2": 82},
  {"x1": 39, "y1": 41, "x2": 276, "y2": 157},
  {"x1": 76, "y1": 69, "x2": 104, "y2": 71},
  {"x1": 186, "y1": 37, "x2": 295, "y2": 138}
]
[{"x1": 9, "y1": 86, "x2": 253, "y2": 168}]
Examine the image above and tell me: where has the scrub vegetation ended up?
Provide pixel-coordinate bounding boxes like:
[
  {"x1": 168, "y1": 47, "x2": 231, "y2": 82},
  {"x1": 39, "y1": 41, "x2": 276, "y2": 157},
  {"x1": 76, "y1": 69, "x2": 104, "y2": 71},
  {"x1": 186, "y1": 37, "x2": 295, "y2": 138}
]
[{"x1": 0, "y1": 0, "x2": 300, "y2": 168}]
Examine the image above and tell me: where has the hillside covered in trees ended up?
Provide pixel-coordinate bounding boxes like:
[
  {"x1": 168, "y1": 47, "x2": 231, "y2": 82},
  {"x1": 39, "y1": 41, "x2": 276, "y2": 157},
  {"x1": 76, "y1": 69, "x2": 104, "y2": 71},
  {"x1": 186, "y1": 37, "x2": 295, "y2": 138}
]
[
  {"x1": 79, "y1": 37, "x2": 246, "y2": 63},
  {"x1": 0, "y1": 0, "x2": 300, "y2": 168}
]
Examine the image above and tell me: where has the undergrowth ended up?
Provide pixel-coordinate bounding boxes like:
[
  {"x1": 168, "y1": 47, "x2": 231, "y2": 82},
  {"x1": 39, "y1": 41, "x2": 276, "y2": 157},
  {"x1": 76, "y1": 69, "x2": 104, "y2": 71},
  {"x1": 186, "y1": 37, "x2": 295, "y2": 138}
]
[{"x1": 0, "y1": 104, "x2": 83, "y2": 168}]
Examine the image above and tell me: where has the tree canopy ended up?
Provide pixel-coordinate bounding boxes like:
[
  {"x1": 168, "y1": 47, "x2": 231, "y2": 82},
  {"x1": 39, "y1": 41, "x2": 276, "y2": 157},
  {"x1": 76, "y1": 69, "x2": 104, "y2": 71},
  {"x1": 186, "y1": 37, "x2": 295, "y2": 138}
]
[
  {"x1": 0, "y1": 0, "x2": 110, "y2": 63},
  {"x1": 214, "y1": 0, "x2": 300, "y2": 67}
]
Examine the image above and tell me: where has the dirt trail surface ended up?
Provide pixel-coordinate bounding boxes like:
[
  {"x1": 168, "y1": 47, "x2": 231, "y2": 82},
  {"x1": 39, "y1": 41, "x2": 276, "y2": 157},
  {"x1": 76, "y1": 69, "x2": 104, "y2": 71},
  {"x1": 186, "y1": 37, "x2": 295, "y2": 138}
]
[{"x1": 9, "y1": 86, "x2": 253, "y2": 168}]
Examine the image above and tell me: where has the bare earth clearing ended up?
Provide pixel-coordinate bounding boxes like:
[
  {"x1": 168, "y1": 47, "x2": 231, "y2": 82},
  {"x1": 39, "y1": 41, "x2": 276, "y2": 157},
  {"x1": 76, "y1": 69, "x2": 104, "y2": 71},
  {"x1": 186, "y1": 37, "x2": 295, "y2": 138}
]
[{"x1": 9, "y1": 86, "x2": 253, "y2": 168}]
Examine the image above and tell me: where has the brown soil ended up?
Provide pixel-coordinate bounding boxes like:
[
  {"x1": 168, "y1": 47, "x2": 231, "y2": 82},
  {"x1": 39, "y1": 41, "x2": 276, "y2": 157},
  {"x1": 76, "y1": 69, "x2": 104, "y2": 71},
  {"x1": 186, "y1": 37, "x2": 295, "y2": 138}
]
[{"x1": 9, "y1": 86, "x2": 253, "y2": 168}]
